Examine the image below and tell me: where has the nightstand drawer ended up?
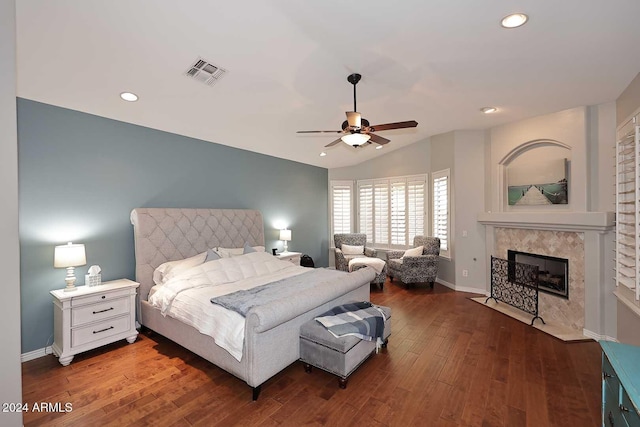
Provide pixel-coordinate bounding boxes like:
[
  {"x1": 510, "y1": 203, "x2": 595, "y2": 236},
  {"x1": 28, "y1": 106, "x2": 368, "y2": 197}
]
[
  {"x1": 72, "y1": 315, "x2": 130, "y2": 348},
  {"x1": 71, "y1": 288, "x2": 131, "y2": 307},
  {"x1": 72, "y1": 297, "x2": 130, "y2": 327}
]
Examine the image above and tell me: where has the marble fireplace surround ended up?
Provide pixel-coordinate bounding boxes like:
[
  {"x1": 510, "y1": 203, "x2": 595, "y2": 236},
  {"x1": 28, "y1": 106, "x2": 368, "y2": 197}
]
[{"x1": 478, "y1": 211, "x2": 614, "y2": 340}]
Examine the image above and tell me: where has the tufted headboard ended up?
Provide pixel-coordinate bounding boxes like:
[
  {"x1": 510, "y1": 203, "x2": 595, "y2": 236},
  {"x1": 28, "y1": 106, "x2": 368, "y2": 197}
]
[{"x1": 130, "y1": 208, "x2": 265, "y2": 300}]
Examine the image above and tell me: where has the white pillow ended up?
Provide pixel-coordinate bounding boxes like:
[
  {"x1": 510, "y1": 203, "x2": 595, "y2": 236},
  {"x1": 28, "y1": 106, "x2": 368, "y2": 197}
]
[
  {"x1": 342, "y1": 244, "x2": 365, "y2": 255},
  {"x1": 402, "y1": 246, "x2": 424, "y2": 258},
  {"x1": 215, "y1": 245, "x2": 265, "y2": 258},
  {"x1": 215, "y1": 247, "x2": 245, "y2": 258},
  {"x1": 153, "y1": 252, "x2": 207, "y2": 286}
]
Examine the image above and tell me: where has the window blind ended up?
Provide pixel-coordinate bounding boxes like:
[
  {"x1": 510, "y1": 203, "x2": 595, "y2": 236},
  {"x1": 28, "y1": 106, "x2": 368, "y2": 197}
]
[
  {"x1": 330, "y1": 182, "x2": 352, "y2": 237},
  {"x1": 374, "y1": 181, "x2": 389, "y2": 245},
  {"x1": 432, "y1": 169, "x2": 450, "y2": 257},
  {"x1": 390, "y1": 181, "x2": 407, "y2": 246},
  {"x1": 407, "y1": 179, "x2": 425, "y2": 244},
  {"x1": 358, "y1": 183, "x2": 373, "y2": 242},
  {"x1": 354, "y1": 175, "x2": 427, "y2": 248}
]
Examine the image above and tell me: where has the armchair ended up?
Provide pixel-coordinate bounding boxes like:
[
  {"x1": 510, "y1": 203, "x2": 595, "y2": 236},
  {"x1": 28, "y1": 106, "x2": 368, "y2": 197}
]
[
  {"x1": 334, "y1": 233, "x2": 386, "y2": 288},
  {"x1": 387, "y1": 236, "x2": 440, "y2": 288},
  {"x1": 334, "y1": 233, "x2": 377, "y2": 271}
]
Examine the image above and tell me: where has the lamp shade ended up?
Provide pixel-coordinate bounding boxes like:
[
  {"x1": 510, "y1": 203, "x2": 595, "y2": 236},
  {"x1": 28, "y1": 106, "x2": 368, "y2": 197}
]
[
  {"x1": 341, "y1": 133, "x2": 371, "y2": 147},
  {"x1": 54, "y1": 242, "x2": 86, "y2": 268},
  {"x1": 279, "y1": 229, "x2": 291, "y2": 241}
]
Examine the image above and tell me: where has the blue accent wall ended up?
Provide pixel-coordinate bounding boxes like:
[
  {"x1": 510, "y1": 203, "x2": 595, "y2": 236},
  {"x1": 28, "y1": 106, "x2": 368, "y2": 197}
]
[{"x1": 18, "y1": 98, "x2": 329, "y2": 353}]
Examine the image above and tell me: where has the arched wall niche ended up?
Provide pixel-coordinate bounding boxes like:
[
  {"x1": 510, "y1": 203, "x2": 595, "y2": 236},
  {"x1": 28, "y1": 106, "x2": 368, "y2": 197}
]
[
  {"x1": 499, "y1": 139, "x2": 571, "y2": 166},
  {"x1": 497, "y1": 139, "x2": 572, "y2": 211}
]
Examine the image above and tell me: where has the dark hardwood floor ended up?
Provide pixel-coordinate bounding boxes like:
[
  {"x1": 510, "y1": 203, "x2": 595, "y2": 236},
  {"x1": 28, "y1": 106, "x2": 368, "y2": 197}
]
[{"x1": 22, "y1": 280, "x2": 602, "y2": 426}]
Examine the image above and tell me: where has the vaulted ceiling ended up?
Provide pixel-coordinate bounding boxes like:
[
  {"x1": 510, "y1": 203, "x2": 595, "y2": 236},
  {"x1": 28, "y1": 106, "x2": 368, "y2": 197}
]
[{"x1": 16, "y1": 1, "x2": 640, "y2": 168}]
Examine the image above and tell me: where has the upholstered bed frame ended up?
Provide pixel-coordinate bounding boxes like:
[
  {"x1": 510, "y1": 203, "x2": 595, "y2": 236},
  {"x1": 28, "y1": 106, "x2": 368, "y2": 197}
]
[{"x1": 130, "y1": 208, "x2": 374, "y2": 399}]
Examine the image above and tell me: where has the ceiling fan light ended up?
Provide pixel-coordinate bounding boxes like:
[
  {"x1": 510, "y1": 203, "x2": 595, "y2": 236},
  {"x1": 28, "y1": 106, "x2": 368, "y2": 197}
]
[{"x1": 341, "y1": 133, "x2": 371, "y2": 147}]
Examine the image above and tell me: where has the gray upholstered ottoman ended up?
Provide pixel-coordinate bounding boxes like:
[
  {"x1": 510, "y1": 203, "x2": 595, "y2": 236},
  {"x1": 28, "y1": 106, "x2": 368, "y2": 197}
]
[{"x1": 299, "y1": 305, "x2": 391, "y2": 388}]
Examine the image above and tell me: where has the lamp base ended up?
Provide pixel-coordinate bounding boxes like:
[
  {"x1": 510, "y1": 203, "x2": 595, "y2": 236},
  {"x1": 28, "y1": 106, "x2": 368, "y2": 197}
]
[
  {"x1": 283, "y1": 242, "x2": 288, "y2": 253},
  {"x1": 63, "y1": 267, "x2": 78, "y2": 292}
]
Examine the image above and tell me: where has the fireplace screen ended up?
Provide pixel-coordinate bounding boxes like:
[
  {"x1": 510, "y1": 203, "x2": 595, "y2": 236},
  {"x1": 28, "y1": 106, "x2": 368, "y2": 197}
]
[{"x1": 507, "y1": 250, "x2": 569, "y2": 299}]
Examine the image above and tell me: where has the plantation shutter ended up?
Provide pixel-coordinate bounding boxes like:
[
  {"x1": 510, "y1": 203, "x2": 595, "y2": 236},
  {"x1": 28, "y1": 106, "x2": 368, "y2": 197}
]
[
  {"x1": 390, "y1": 180, "x2": 407, "y2": 246},
  {"x1": 358, "y1": 182, "x2": 374, "y2": 243},
  {"x1": 407, "y1": 178, "x2": 426, "y2": 244},
  {"x1": 330, "y1": 181, "x2": 352, "y2": 238},
  {"x1": 374, "y1": 181, "x2": 389, "y2": 246},
  {"x1": 432, "y1": 169, "x2": 450, "y2": 257}
]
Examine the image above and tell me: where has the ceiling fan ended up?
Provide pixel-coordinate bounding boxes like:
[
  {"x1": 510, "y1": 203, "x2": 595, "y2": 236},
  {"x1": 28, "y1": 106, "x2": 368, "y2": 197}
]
[{"x1": 297, "y1": 73, "x2": 418, "y2": 148}]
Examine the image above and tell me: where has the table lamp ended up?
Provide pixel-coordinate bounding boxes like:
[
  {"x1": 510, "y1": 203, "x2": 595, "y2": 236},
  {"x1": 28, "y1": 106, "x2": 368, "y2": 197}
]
[
  {"x1": 54, "y1": 242, "x2": 86, "y2": 292},
  {"x1": 279, "y1": 229, "x2": 291, "y2": 253}
]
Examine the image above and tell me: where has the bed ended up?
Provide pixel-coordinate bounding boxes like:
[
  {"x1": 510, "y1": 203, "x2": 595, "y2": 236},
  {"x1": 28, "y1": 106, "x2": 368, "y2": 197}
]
[{"x1": 130, "y1": 208, "x2": 375, "y2": 399}]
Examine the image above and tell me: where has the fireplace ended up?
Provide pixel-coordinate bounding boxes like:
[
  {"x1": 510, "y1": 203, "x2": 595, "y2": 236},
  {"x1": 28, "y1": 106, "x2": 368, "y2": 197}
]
[{"x1": 507, "y1": 250, "x2": 569, "y2": 299}]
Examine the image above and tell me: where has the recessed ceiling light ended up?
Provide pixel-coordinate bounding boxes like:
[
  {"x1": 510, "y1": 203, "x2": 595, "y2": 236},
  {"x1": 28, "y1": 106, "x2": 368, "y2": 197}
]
[
  {"x1": 481, "y1": 107, "x2": 498, "y2": 114},
  {"x1": 120, "y1": 92, "x2": 138, "y2": 102},
  {"x1": 501, "y1": 13, "x2": 528, "y2": 28},
  {"x1": 375, "y1": 145, "x2": 383, "y2": 150},
  {"x1": 320, "y1": 152, "x2": 327, "y2": 157}
]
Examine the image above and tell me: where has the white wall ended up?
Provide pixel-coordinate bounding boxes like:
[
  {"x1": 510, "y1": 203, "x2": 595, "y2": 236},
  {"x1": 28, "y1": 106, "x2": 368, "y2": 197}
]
[
  {"x1": 617, "y1": 72, "x2": 640, "y2": 126},
  {"x1": 452, "y1": 130, "x2": 487, "y2": 293},
  {"x1": 0, "y1": 1, "x2": 23, "y2": 426},
  {"x1": 329, "y1": 138, "x2": 431, "y2": 181},
  {"x1": 589, "y1": 102, "x2": 617, "y2": 339}
]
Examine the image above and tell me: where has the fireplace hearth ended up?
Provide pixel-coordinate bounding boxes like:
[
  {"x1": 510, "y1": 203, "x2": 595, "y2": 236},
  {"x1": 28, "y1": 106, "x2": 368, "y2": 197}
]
[{"x1": 507, "y1": 250, "x2": 569, "y2": 299}]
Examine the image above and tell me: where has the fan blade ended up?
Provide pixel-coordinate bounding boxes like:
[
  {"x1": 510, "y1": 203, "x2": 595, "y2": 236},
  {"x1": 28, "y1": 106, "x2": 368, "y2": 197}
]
[
  {"x1": 346, "y1": 111, "x2": 361, "y2": 128},
  {"x1": 370, "y1": 120, "x2": 418, "y2": 132},
  {"x1": 325, "y1": 138, "x2": 343, "y2": 147},
  {"x1": 297, "y1": 130, "x2": 343, "y2": 134},
  {"x1": 368, "y1": 133, "x2": 390, "y2": 145}
]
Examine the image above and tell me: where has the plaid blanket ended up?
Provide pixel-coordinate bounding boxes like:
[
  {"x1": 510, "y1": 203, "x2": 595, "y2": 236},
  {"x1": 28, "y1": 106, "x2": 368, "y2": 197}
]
[{"x1": 315, "y1": 302, "x2": 386, "y2": 350}]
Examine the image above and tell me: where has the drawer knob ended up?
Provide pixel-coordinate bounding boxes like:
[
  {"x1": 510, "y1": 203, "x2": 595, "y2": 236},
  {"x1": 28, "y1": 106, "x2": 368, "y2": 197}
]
[
  {"x1": 93, "y1": 307, "x2": 114, "y2": 314},
  {"x1": 101, "y1": 295, "x2": 106, "y2": 299},
  {"x1": 93, "y1": 326, "x2": 114, "y2": 334}
]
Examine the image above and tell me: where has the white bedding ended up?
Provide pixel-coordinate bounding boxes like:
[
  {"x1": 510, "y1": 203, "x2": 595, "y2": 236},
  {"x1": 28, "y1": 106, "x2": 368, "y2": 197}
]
[{"x1": 148, "y1": 251, "x2": 307, "y2": 361}]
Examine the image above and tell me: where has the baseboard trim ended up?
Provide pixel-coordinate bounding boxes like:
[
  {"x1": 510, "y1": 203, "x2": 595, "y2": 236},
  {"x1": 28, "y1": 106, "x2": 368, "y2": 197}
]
[
  {"x1": 21, "y1": 346, "x2": 53, "y2": 363},
  {"x1": 583, "y1": 329, "x2": 617, "y2": 343},
  {"x1": 437, "y1": 278, "x2": 487, "y2": 295}
]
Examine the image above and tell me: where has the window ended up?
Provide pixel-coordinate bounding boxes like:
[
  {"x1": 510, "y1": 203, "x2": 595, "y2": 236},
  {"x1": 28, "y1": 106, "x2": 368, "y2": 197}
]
[
  {"x1": 330, "y1": 181, "x2": 353, "y2": 244},
  {"x1": 357, "y1": 175, "x2": 426, "y2": 248},
  {"x1": 432, "y1": 169, "x2": 450, "y2": 258}
]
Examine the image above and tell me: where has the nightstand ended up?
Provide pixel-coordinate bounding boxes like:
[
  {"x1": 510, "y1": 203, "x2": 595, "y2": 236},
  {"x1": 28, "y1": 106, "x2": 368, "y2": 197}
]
[
  {"x1": 276, "y1": 251, "x2": 302, "y2": 265},
  {"x1": 50, "y1": 278, "x2": 139, "y2": 366}
]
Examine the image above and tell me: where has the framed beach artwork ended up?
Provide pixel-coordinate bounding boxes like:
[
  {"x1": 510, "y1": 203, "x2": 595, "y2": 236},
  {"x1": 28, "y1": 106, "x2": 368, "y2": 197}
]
[{"x1": 507, "y1": 158, "x2": 568, "y2": 205}]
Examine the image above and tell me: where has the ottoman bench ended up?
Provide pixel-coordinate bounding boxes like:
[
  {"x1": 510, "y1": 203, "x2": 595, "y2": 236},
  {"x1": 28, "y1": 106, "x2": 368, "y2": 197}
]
[{"x1": 299, "y1": 304, "x2": 391, "y2": 389}]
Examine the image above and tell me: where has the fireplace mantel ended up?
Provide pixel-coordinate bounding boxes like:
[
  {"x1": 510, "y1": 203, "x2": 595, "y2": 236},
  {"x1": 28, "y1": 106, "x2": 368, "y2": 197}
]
[{"x1": 477, "y1": 211, "x2": 614, "y2": 232}]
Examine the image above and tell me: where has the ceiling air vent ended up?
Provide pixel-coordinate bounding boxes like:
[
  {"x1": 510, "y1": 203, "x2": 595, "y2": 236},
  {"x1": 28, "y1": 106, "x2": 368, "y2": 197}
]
[{"x1": 185, "y1": 58, "x2": 227, "y2": 86}]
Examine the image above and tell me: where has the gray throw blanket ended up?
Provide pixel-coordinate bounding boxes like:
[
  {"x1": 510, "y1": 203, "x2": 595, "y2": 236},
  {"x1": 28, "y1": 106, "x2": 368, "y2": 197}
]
[
  {"x1": 314, "y1": 301, "x2": 386, "y2": 350},
  {"x1": 210, "y1": 269, "x2": 347, "y2": 316}
]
